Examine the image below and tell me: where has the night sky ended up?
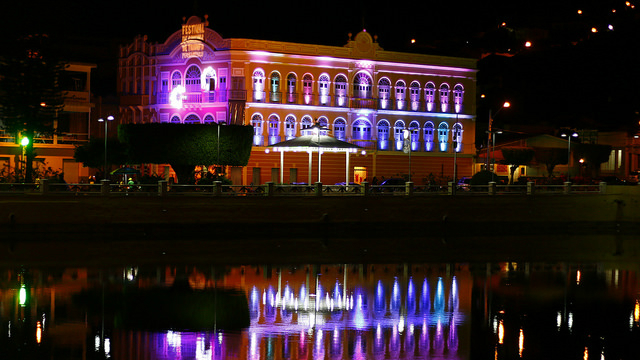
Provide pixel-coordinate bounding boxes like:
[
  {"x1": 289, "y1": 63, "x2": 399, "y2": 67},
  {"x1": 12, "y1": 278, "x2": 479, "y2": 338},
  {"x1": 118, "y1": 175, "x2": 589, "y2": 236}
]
[{"x1": 4, "y1": 1, "x2": 639, "y2": 131}]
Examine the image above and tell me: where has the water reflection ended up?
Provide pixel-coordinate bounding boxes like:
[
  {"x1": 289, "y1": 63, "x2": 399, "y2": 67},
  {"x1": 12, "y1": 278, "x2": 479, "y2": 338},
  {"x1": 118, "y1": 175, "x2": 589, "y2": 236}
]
[{"x1": 1, "y1": 263, "x2": 640, "y2": 359}]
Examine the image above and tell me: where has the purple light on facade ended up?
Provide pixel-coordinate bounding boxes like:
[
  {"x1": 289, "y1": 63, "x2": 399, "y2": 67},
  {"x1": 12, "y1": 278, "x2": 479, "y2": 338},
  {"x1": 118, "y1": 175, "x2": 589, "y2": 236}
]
[
  {"x1": 434, "y1": 277, "x2": 445, "y2": 313},
  {"x1": 421, "y1": 278, "x2": 431, "y2": 314}
]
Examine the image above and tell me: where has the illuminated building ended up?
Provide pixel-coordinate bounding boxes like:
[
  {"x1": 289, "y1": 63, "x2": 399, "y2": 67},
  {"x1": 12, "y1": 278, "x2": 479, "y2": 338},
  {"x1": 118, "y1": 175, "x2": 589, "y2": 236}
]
[
  {"x1": 0, "y1": 62, "x2": 96, "y2": 183},
  {"x1": 118, "y1": 15, "x2": 477, "y2": 185}
]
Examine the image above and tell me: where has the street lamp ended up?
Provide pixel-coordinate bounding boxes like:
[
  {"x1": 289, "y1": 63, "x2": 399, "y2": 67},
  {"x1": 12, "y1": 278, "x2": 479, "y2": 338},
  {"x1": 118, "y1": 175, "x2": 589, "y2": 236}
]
[
  {"x1": 403, "y1": 129, "x2": 412, "y2": 182},
  {"x1": 20, "y1": 136, "x2": 29, "y2": 180},
  {"x1": 561, "y1": 131, "x2": 579, "y2": 177},
  {"x1": 97, "y1": 115, "x2": 114, "y2": 179},
  {"x1": 486, "y1": 101, "x2": 510, "y2": 171}
]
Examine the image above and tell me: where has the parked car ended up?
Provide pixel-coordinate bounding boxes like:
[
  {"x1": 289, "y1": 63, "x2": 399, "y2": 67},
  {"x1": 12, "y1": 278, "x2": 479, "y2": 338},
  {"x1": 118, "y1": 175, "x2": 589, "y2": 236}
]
[
  {"x1": 457, "y1": 177, "x2": 472, "y2": 191},
  {"x1": 378, "y1": 178, "x2": 406, "y2": 192}
]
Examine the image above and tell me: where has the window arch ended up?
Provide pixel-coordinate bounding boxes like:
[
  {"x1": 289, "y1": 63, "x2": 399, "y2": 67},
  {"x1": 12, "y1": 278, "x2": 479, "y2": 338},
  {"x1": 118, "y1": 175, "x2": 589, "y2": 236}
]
[
  {"x1": 317, "y1": 116, "x2": 329, "y2": 135},
  {"x1": 438, "y1": 122, "x2": 449, "y2": 152},
  {"x1": 203, "y1": 114, "x2": 215, "y2": 124},
  {"x1": 185, "y1": 65, "x2": 201, "y2": 93},
  {"x1": 184, "y1": 114, "x2": 201, "y2": 124},
  {"x1": 268, "y1": 114, "x2": 280, "y2": 145},
  {"x1": 302, "y1": 74, "x2": 313, "y2": 104},
  {"x1": 252, "y1": 69, "x2": 265, "y2": 102},
  {"x1": 202, "y1": 67, "x2": 216, "y2": 91},
  {"x1": 378, "y1": 78, "x2": 391, "y2": 109},
  {"x1": 410, "y1": 81, "x2": 421, "y2": 111},
  {"x1": 251, "y1": 113, "x2": 264, "y2": 146},
  {"x1": 377, "y1": 119, "x2": 390, "y2": 150},
  {"x1": 395, "y1": 80, "x2": 406, "y2": 110},
  {"x1": 352, "y1": 118, "x2": 371, "y2": 140},
  {"x1": 269, "y1": 72, "x2": 280, "y2": 102},
  {"x1": 453, "y1": 84, "x2": 464, "y2": 113},
  {"x1": 439, "y1": 83, "x2": 450, "y2": 112},
  {"x1": 423, "y1": 121, "x2": 435, "y2": 151},
  {"x1": 170, "y1": 115, "x2": 181, "y2": 123},
  {"x1": 318, "y1": 74, "x2": 330, "y2": 105},
  {"x1": 333, "y1": 118, "x2": 346, "y2": 140},
  {"x1": 284, "y1": 115, "x2": 296, "y2": 140},
  {"x1": 425, "y1": 82, "x2": 436, "y2": 111},
  {"x1": 353, "y1": 72, "x2": 372, "y2": 99},
  {"x1": 171, "y1": 71, "x2": 182, "y2": 88},
  {"x1": 300, "y1": 116, "x2": 314, "y2": 136},
  {"x1": 393, "y1": 120, "x2": 406, "y2": 151},
  {"x1": 286, "y1": 73, "x2": 297, "y2": 103},
  {"x1": 334, "y1": 74, "x2": 347, "y2": 107},
  {"x1": 408, "y1": 120, "x2": 420, "y2": 151},
  {"x1": 452, "y1": 122, "x2": 463, "y2": 152}
]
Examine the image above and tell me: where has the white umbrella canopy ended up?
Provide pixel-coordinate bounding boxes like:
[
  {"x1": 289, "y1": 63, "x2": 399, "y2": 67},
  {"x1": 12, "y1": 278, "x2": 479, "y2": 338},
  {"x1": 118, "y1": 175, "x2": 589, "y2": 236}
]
[{"x1": 267, "y1": 135, "x2": 364, "y2": 185}]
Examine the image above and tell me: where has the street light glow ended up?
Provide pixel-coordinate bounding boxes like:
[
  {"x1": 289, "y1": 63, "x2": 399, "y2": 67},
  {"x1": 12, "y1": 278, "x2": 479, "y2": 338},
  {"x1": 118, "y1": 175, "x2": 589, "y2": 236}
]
[{"x1": 20, "y1": 137, "x2": 29, "y2": 146}]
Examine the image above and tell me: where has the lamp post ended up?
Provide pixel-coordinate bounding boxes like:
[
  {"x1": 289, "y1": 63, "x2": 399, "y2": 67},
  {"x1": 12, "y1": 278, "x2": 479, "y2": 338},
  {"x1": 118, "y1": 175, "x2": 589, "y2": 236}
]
[
  {"x1": 20, "y1": 136, "x2": 29, "y2": 180},
  {"x1": 403, "y1": 129, "x2": 411, "y2": 182},
  {"x1": 97, "y1": 115, "x2": 114, "y2": 179},
  {"x1": 485, "y1": 101, "x2": 510, "y2": 171},
  {"x1": 561, "y1": 131, "x2": 579, "y2": 177}
]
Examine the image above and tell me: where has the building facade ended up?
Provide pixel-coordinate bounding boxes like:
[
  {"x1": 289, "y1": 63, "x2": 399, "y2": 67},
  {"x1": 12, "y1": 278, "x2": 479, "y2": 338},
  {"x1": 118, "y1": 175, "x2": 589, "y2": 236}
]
[
  {"x1": 118, "y1": 15, "x2": 477, "y2": 185},
  {"x1": 0, "y1": 62, "x2": 95, "y2": 183}
]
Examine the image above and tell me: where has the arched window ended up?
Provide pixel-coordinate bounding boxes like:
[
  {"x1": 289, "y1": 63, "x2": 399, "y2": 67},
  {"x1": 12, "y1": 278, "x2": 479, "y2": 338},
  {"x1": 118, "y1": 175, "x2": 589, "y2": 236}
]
[
  {"x1": 202, "y1": 67, "x2": 216, "y2": 91},
  {"x1": 268, "y1": 114, "x2": 280, "y2": 145},
  {"x1": 269, "y1": 72, "x2": 280, "y2": 102},
  {"x1": 423, "y1": 121, "x2": 435, "y2": 151},
  {"x1": 171, "y1": 71, "x2": 182, "y2": 88},
  {"x1": 284, "y1": 115, "x2": 296, "y2": 140},
  {"x1": 425, "y1": 82, "x2": 436, "y2": 111},
  {"x1": 170, "y1": 115, "x2": 181, "y2": 123},
  {"x1": 184, "y1": 114, "x2": 200, "y2": 124},
  {"x1": 453, "y1": 84, "x2": 464, "y2": 113},
  {"x1": 378, "y1": 78, "x2": 391, "y2": 110},
  {"x1": 438, "y1": 122, "x2": 449, "y2": 152},
  {"x1": 452, "y1": 122, "x2": 463, "y2": 152},
  {"x1": 353, "y1": 72, "x2": 372, "y2": 99},
  {"x1": 377, "y1": 120, "x2": 390, "y2": 150},
  {"x1": 395, "y1": 80, "x2": 406, "y2": 110},
  {"x1": 317, "y1": 116, "x2": 329, "y2": 135},
  {"x1": 333, "y1": 118, "x2": 346, "y2": 140},
  {"x1": 352, "y1": 119, "x2": 371, "y2": 140},
  {"x1": 408, "y1": 120, "x2": 420, "y2": 151},
  {"x1": 439, "y1": 83, "x2": 450, "y2": 112},
  {"x1": 252, "y1": 69, "x2": 265, "y2": 102},
  {"x1": 410, "y1": 81, "x2": 421, "y2": 111},
  {"x1": 286, "y1": 73, "x2": 297, "y2": 103},
  {"x1": 203, "y1": 114, "x2": 215, "y2": 124},
  {"x1": 302, "y1": 74, "x2": 313, "y2": 105},
  {"x1": 300, "y1": 116, "x2": 313, "y2": 136},
  {"x1": 318, "y1": 74, "x2": 330, "y2": 105},
  {"x1": 251, "y1": 113, "x2": 264, "y2": 146},
  {"x1": 185, "y1": 65, "x2": 201, "y2": 93},
  {"x1": 393, "y1": 120, "x2": 406, "y2": 151},
  {"x1": 334, "y1": 75, "x2": 347, "y2": 107}
]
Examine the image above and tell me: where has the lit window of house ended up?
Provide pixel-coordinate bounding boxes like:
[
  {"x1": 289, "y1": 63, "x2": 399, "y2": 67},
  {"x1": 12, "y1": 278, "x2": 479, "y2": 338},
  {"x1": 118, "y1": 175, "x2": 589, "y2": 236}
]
[
  {"x1": 452, "y1": 122, "x2": 463, "y2": 152},
  {"x1": 333, "y1": 118, "x2": 346, "y2": 140},
  {"x1": 334, "y1": 75, "x2": 347, "y2": 107},
  {"x1": 352, "y1": 119, "x2": 372, "y2": 140},
  {"x1": 425, "y1": 82, "x2": 436, "y2": 111},
  {"x1": 284, "y1": 115, "x2": 296, "y2": 139},
  {"x1": 253, "y1": 69, "x2": 265, "y2": 102},
  {"x1": 268, "y1": 114, "x2": 280, "y2": 145},
  {"x1": 439, "y1": 83, "x2": 450, "y2": 112},
  {"x1": 394, "y1": 120, "x2": 406, "y2": 151},
  {"x1": 251, "y1": 113, "x2": 264, "y2": 146},
  {"x1": 423, "y1": 121, "x2": 435, "y2": 151},
  {"x1": 395, "y1": 80, "x2": 406, "y2": 110},
  {"x1": 377, "y1": 120, "x2": 390, "y2": 150},
  {"x1": 453, "y1": 84, "x2": 464, "y2": 113},
  {"x1": 438, "y1": 122, "x2": 449, "y2": 151},
  {"x1": 410, "y1": 81, "x2": 420, "y2": 111},
  {"x1": 378, "y1": 78, "x2": 391, "y2": 109}
]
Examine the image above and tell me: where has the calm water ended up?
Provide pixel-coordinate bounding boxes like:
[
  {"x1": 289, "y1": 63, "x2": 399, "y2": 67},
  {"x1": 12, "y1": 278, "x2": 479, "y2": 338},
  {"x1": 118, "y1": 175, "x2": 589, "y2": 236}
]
[{"x1": 1, "y1": 262, "x2": 639, "y2": 359}]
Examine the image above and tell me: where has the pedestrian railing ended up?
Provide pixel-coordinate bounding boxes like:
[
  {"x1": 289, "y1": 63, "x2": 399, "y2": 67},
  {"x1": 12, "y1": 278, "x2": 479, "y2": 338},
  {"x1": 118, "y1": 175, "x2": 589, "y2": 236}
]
[{"x1": 0, "y1": 179, "x2": 610, "y2": 197}]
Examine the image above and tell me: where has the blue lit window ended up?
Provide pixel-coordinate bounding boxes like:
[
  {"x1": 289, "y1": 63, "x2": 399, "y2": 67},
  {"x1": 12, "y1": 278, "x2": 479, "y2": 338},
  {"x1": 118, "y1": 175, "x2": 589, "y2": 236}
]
[
  {"x1": 317, "y1": 116, "x2": 329, "y2": 135},
  {"x1": 377, "y1": 120, "x2": 390, "y2": 150},
  {"x1": 409, "y1": 120, "x2": 420, "y2": 151},
  {"x1": 353, "y1": 72, "x2": 372, "y2": 99},
  {"x1": 300, "y1": 116, "x2": 313, "y2": 136},
  {"x1": 251, "y1": 113, "x2": 264, "y2": 146},
  {"x1": 393, "y1": 120, "x2": 406, "y2": 151},
  {"x1": 284, "y1": 115, "x2": 296, "y2": 139},
  {"x1": 333, "y1": 118, "x2": 346, "y2": 140},
  {"x1": 423, "y1": 121, "x2": 435, "y2": 151},
  {"x1": 438, "y1": 122, "x2": 449, "y2": 152},
  {"x1": 452, "y1": 122, "x2": 463, "y2": 152},
  {"x1": 268, "y1": 114, "x2": 280, "y2": 145},
  {"x1": 352, "y1": 119, "x2": 372, "y2": 140},
  {"x1": 171, "y1": 71, "x2": 182, "y2": 88},
  {"x1": 395, "y1": 80, "x2": 406, "y2": 110},
  {"x1": 425, "y1": 82, "x2": 436, "y2": 111},
  {"x1": 410, "y1": 81, "x2": 421, "y2": 111}
]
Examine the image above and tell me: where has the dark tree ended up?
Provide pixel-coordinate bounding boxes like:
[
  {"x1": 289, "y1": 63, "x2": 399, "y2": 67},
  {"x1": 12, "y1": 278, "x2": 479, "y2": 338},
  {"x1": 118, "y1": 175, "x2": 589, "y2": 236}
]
[
  {"x1": 533, "y1": 147, "x2": 568, "y2": 178},
  {"x1": 574, "y1": 143, "x2": 612, "y2": 178},
  {"x1": 500, "y1": 147, "x2": 535, "y2": 184},
  {"x1": 118, "y1": 123, "x2": 253, "y2": 184},
  {"x1": 73, "y1": 138, "x2": 128, "y2": 171},
  {"x1": 0, "y1": 34, "x2": 65, "y2": 183}
]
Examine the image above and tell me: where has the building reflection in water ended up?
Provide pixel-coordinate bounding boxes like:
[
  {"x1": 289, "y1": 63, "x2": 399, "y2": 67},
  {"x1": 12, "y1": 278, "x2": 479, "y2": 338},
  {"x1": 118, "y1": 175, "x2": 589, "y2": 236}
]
[{"x1": 3, "y1": 262, "x2": 640, "y2": 359}]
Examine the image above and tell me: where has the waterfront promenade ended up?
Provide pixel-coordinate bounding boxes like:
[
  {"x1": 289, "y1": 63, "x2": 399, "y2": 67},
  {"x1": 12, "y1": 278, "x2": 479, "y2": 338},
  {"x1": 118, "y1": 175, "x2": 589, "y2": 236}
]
[{"x1": 1, "y1": 186, "x2": 639, "y2": 267}]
